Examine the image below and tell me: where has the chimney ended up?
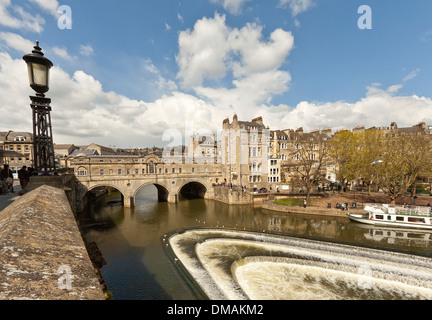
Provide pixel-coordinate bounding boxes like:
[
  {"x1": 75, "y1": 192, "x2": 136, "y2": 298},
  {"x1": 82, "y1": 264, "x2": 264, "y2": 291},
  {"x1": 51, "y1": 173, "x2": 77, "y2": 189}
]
[{"x1": 252, "y1": 116, "x2": 264, "y2": 126}]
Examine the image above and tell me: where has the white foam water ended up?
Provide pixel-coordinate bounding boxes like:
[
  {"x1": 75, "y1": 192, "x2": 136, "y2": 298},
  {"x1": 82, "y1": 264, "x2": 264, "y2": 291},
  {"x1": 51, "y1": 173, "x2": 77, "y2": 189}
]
[{"x1": 168, "y1": 228, "x2": 432, "y2": 300}]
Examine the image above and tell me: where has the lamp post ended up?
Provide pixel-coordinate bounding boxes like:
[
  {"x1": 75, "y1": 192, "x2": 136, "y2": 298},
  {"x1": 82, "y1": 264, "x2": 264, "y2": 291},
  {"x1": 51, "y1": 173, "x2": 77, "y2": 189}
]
[{"x1": 23, "y1": 40, "x2": 56, "y2": 174}]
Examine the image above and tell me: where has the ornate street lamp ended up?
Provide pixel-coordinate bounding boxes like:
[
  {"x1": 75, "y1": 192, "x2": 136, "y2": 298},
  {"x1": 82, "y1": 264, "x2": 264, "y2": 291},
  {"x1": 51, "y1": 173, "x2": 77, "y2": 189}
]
[{"x1": 23, "y1": 40, "x2": 56, "y2": 173}]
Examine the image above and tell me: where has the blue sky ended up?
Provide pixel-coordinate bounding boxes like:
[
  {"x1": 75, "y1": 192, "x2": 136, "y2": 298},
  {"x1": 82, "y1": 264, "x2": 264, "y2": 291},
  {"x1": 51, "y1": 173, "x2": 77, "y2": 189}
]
[{"x1": 0, "y1": 0, "x2": 431, "y2": 147}]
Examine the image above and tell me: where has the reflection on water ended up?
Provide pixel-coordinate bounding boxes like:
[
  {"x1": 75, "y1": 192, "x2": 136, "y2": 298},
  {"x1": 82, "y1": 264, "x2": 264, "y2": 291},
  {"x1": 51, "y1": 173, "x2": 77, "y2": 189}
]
[{"x1": 81, "y1": 185, "x2": 432, "y2": 300}]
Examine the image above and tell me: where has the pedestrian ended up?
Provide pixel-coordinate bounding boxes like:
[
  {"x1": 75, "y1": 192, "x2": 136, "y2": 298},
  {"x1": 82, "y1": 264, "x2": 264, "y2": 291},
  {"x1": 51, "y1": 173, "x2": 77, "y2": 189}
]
[
  {"x1": 18, "y1": 166, "x2": 30, "y2": 190},
  {"x1": 341, "y1": 203, "x2": 346, "y2": 211},
  {"x1": 303, "y1": 199, "x2": 307, "y2": 208},
  {"x1": 0, "y1": 164, "x2": 14, "y2": 194}
]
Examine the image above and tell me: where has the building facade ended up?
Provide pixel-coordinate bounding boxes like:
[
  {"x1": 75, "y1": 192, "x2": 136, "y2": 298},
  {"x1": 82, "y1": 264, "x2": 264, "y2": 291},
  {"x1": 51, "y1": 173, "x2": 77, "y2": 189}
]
[{"x1": 0, "y1": 131, "x2": 33, "y2": 174}]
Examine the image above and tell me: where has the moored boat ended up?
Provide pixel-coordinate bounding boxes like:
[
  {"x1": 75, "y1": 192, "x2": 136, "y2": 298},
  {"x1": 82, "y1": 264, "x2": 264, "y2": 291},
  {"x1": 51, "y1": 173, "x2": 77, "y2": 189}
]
[{"x1": 347, "y1": 203, "x2": 432, "y2": 230}]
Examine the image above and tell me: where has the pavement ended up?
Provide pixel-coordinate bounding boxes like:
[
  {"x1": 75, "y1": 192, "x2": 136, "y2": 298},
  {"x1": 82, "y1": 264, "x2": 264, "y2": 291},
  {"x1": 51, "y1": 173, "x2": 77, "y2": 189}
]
[{"x1": 0, "y1": 181, "x2": 22, "y2": 211}]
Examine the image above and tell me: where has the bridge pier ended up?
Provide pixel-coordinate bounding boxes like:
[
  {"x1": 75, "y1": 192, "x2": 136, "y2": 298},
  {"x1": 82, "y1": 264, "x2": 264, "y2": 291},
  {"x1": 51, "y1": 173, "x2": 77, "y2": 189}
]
[
  {"x1": 123, "y1": 195, "x2": 135, "y2": 208},
  {"x1": 167, "y1": 193, "x2": 178, "y2": 204}
]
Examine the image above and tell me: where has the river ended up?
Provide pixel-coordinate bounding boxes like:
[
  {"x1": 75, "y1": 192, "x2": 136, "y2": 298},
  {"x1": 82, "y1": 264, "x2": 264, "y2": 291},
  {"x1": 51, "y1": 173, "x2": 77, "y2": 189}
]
[{"x1": 81, "y1": 185, "x2": 432, "y2": 300}]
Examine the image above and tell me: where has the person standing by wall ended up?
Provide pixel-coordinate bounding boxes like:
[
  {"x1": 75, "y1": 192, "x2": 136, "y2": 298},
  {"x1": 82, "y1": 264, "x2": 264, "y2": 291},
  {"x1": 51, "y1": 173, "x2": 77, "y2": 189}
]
[{"x1": 1, "y1": 164, "x2": 14, "y2": 194}]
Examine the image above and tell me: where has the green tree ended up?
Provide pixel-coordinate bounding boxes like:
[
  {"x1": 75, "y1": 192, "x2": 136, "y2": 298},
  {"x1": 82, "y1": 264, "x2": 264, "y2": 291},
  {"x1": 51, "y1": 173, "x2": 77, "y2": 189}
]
[
  {"x1": 356, "y1": 129, "x2": 385, "y2": 195},
  {"x1": 328, "y1": 130, "x2": 362, "y2": 190}
]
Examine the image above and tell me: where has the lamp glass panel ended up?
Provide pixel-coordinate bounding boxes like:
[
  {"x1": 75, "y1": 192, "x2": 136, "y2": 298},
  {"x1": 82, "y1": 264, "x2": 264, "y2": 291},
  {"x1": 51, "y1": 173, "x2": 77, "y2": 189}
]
[
  {"x1": 27, "y1": 63, "x2": 33, "y2": 84},
  {"x1": 31, "y1": 62, "x2": 48, "y2": 87}
]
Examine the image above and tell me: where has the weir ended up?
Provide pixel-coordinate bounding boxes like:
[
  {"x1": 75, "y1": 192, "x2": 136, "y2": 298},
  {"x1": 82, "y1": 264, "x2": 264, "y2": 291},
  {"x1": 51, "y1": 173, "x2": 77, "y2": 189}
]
[{"x1": 167, "y1": 228, "x2": 432, "y2": 300}]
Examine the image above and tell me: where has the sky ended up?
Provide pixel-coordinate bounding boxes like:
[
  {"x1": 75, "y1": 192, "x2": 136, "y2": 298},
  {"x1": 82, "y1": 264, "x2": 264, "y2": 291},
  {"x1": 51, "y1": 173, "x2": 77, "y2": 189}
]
[{"x1": 0, "y1": 0, "x2": 432, "y2": 148}]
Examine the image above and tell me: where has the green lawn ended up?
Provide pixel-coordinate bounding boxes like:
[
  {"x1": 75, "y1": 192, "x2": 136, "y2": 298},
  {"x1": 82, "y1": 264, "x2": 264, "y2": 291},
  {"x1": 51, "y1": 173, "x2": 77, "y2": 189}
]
[{"x1": 273, "y1": 198, "x2": 307, "y2": 206}]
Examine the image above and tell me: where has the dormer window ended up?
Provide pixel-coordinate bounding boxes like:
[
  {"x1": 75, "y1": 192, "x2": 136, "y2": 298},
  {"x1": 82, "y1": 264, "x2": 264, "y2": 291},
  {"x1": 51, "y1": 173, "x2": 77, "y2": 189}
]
[{"x1": 14, "y1": 136, "x2": 26, "y2": 142}]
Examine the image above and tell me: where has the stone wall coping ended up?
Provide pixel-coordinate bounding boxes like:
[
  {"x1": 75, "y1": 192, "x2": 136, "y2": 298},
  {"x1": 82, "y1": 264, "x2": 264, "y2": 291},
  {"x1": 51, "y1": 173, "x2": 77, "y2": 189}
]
[{"x1": 0, "y1": 185, "x2": 105, "y2": 300}]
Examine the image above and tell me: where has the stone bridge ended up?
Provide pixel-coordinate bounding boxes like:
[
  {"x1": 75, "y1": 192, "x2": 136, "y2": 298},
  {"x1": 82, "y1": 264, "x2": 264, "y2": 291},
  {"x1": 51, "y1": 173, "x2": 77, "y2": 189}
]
[{"x1": 68, "y1": 153, "x2": 224, "y2": 207}]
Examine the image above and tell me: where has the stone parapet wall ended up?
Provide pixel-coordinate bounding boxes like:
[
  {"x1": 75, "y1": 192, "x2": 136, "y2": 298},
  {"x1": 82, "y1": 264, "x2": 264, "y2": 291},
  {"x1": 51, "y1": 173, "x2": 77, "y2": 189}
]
[
  {"x1": 213, "y1": 185, "x2": 253, "y2": 204},
  {"x1": 0, "y1": 185, "x2": 105, "y2": 300},
  {"x1": 261, "y1": 200, "x2": 354, "y2": 217}
]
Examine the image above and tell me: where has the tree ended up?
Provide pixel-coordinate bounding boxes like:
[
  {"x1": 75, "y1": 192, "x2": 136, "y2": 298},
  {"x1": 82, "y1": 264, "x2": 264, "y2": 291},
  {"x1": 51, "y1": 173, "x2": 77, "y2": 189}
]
[
  {"x1": 290, "y1": 132, "x2": 330, "y2": 201},
  {"x1": 373, "y1": 132, "x2": 432, "y2": 203},
  {"x1": 328, "y1": 130, "x2": 362, "y2": 190},
  {"x1": 356, "y1": 129, "x2": 385, "y2": 195}
]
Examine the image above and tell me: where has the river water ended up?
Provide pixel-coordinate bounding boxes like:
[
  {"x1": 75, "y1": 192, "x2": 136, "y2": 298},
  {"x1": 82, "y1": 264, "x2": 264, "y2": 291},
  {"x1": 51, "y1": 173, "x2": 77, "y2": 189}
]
[{"x1": 81, "y1": 185, "x2": 432, "y2": 300}]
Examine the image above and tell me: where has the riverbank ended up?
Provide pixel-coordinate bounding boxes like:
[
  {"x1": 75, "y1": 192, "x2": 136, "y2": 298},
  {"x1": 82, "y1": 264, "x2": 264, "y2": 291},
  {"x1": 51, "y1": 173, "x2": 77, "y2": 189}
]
[{"x1": 262, "y1": 191, "x2": 432, "y2": 218}]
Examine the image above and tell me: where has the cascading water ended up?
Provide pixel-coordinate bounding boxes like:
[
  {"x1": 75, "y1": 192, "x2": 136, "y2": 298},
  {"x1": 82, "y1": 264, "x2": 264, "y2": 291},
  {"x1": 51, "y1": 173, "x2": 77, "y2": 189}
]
[{"x1": 167, "y1": 228, "x2": 432, "y2": 300}]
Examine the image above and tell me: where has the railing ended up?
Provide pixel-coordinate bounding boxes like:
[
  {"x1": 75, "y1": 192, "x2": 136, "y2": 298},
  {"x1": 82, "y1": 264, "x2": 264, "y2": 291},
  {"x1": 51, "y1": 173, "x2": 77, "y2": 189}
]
[{"x1": 364, "y1": 203, "x2": 432, "y2": 216}]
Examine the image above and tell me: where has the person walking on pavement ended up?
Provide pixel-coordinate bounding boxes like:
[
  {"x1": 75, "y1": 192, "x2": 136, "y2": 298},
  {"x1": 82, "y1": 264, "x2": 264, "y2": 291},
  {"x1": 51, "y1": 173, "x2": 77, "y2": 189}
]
[{"x1": 18, "y1": 166, "x2": 30, "y2": 190}]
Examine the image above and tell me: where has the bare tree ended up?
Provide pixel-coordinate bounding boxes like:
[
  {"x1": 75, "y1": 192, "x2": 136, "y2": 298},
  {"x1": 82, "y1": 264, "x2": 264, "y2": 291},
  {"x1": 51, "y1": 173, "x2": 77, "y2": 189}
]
[
  {"x1": 374, "y1": 133, "x2": 432, "y2": 203},
  {"x1": 290, "y1": 132, "x2": 330, "y2": 201}
]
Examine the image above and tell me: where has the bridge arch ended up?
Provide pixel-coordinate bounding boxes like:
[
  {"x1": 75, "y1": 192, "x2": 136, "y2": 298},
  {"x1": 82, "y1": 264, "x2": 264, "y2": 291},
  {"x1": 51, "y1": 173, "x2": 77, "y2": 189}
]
[
  {"x1": 133, "y1": 182, "x2": 170, "y2": 202},
  {"x1": 177, "y1": 181, "x2": 208, "y2": 201},
  {"x1": 80, "y1": 184, "x2": 127, "y2": 211}
]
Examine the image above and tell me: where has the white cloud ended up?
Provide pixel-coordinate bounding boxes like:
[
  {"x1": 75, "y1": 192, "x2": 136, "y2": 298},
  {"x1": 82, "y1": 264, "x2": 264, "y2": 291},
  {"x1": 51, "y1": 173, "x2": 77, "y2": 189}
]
[
  {"x1": 0, "y1": 0, "x2": 45, "y2": 32},
  {"x1": 403, "y1": 68, "x2": 420, "y2": 82},
  {"x1": 79, "y1": 44, "x2": 94, "y2": 56},
  {"x1": 176, "y1": 13, "x2": 294, "y2": 114},
  {"x1": 177, "y1": 12, "x2": 184, "y2": 23},
  {"x1": 0, "y1": 31, "x2": 35, "y2": 53},
  {"x1": 210, "y1": 0, "x2": 251, "y2": 15},
  {"x1": 28, "y1": 0, "x2": 60, "y2": 17},
  {"x1": 279, "y1": 0, "x2": 315, "y2": 17},
  {"x1": 1, "y1": 48, "x2": 431, "y2": 149},
  {"x1": 176, "y1": 13, "x2": 294, "y2": 89},
  {"x1": 0, "y1": 50, "x2": 202, "y2": 147},
  {"x1": 142, "y1": 58, "x2": 178, "y2": 92},
  {"x1": 52, "y1": 46, "x2": 75, "y2": 61},
  {"x1": 268, "y1": 87, "x2": 432, "y2": 133},
  {"x1": 228, "y1": 24, "x2": 294, "y2": 77},
  {"x1": 176, "y1": 13, "x2": 230, "y2": 88}
]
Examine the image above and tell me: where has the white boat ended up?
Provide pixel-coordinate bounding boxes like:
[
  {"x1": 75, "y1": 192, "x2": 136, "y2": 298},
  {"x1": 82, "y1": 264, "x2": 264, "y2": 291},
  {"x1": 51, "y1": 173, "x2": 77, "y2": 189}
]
[{"x1": 347, "y1": 203, "x2": 432, "y2": 230}]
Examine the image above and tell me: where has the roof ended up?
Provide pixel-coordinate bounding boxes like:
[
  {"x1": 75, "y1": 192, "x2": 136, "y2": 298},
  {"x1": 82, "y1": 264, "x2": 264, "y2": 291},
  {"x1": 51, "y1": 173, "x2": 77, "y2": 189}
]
[
  {"x1": 69, "y1": 149, "x2": 99, "y2": 157},
  {"x1": 54, "y1": 144, "x2": 75, "y2": 148},
  {"x1": 238, "y1": 121, "x2": 266, "y2": 130},
  {"x1": 1, "y1": 131, "x2": 33, "y2": 142}
]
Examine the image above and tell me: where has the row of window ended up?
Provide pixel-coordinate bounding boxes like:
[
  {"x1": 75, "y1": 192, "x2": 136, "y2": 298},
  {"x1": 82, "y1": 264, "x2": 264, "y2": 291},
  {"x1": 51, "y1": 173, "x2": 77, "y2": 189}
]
[
  {"x1": 0, "y1": 145, "x2": 31, "y2": 151},
  {"x1": 292, "y1": 153, "x2": 316, "y2": 160},
  {"x1": 249, "y1": 175, "x2": 262, "y2": 183},
  {"x1": 374, "y1": 214, "x2": 426, "y2": 223},
  {"x1": 269, "y1": 168, "x2": 279, "y2": 174},
  {"x1": 268, "y1": 177, "x2": 280, "y2": 182},
  {"x1": 249, "y1": 147, "x2": 262, "y2": 157},
  {"x1": 7, "y1": 156, "x2": 31, "y2": 162},
  {"x1": 269, "y1": 160, "x2": 278, "y2": 166}
]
